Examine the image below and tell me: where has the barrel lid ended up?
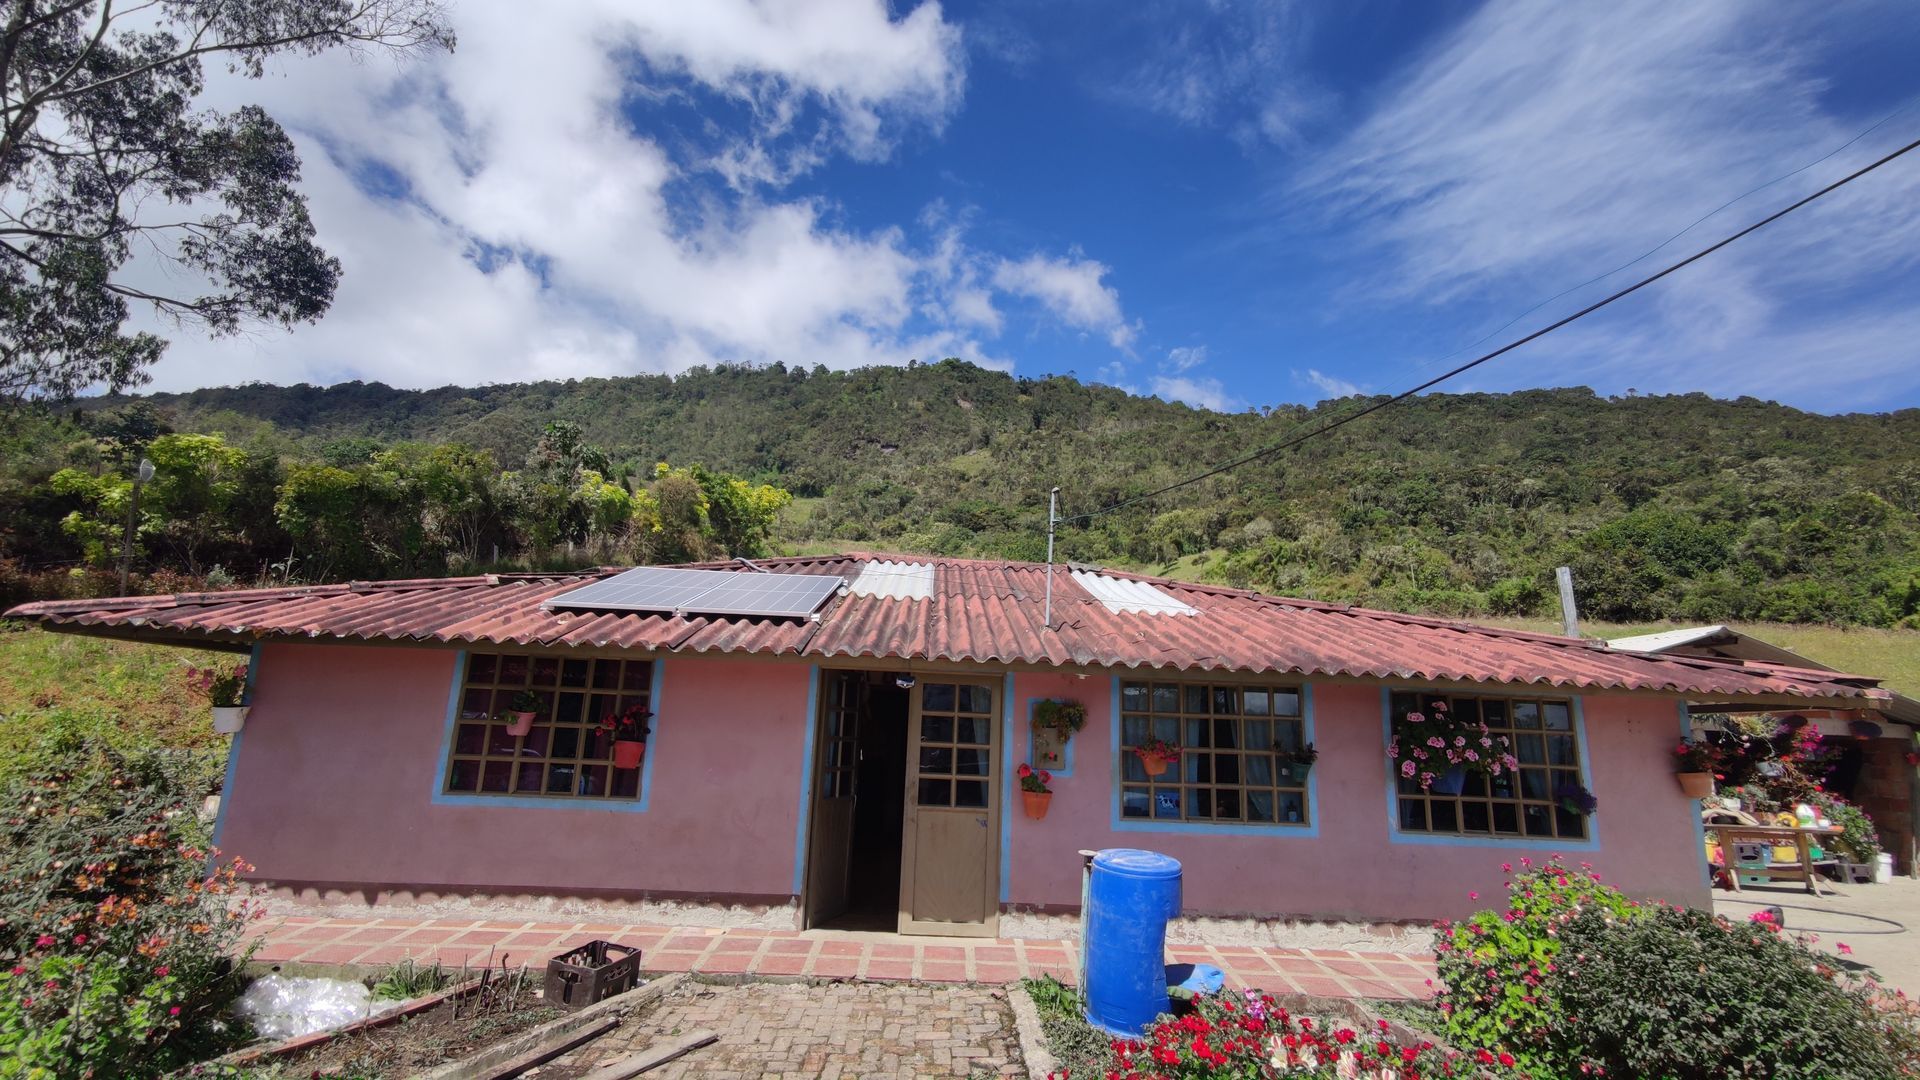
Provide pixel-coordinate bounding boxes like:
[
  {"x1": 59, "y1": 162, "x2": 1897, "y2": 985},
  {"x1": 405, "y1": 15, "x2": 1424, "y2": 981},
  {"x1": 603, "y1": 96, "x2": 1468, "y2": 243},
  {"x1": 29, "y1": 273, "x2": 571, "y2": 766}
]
[{"x1": 1092, "y1": 848, "x2": 1182, "y2": 879}]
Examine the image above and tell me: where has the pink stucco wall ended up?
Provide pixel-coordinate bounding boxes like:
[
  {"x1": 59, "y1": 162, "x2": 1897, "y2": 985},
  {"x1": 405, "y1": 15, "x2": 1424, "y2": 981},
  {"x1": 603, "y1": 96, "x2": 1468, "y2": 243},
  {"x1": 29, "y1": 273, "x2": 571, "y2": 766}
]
[
  {"x1": 218, "y1": 643, "x2": 1706, "y2": 921},
  {"x1": 1004, "y1": 674, "x2": 1710, "y2": 922},
  {"x1": 218, "y1": 643, "x2": 810, "y2": 901}
]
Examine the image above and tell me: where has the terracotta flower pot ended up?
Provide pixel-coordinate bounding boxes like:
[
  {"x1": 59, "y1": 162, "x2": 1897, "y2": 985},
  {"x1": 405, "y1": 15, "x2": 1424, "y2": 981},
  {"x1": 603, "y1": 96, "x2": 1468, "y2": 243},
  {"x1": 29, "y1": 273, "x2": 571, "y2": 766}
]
[
  {"x1": 1022, "y1": 791, "x2": 1052, "y2": 820},
  {"x1": 1138, "y1": 751, "x2": 1173, "y2": 777},
  {"x1": 211, "y1": 706, "x2": 249, "y2": 735},
  {"x1": 1676, "y1": 771, "x2": 1715, "y2": 799},
  {"x1": 613, "y1": 740, "x2": 646, "y2": 770},
  {"x1": 505, "y1": 711, "x2": 537, "y2": 737}
]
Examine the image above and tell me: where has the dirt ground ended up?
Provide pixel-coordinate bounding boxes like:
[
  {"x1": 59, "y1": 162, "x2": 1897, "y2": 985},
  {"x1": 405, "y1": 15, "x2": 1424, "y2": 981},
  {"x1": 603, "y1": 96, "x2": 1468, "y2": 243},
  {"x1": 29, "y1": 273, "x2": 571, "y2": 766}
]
[
  {"x1": 1713, "y1": 872, "x2": 1920, "y2": 995},
  {"x1": 528, "y1": 978, "x2": 1025, "y2": 1080}
]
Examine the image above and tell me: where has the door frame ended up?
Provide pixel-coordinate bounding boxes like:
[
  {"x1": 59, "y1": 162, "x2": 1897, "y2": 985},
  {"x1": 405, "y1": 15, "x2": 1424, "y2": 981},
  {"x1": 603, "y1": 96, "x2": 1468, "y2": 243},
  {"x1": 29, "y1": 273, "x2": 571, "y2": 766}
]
[
  {"x1": 897, "y1": 675, "x2": 1004, "y2": 937},
  {"x1": 799, "y1": 668, "x2": 863, "y2": 930}
]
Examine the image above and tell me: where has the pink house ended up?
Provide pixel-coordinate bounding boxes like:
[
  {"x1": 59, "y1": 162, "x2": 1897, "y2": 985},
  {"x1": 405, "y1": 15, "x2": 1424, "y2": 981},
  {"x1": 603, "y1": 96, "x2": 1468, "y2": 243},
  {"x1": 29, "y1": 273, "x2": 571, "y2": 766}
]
[{"x1": 8, "y1": 554, "x2": 1893, "y2": 939}]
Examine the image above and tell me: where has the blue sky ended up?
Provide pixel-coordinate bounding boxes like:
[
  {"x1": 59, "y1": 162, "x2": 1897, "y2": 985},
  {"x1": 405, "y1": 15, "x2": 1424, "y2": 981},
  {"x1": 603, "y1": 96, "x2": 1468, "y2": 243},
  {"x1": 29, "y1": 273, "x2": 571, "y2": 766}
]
[{"x1": 149, "y1": 1, "x2": 1920, "y2": 414}]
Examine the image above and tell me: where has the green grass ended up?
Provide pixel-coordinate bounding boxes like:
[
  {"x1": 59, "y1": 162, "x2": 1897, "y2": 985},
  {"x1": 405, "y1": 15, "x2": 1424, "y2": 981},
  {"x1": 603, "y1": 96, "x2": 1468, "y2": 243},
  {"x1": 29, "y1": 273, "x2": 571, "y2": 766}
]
[{"x1": 0, "y1": 623, "x2": 232, "y2": 779}]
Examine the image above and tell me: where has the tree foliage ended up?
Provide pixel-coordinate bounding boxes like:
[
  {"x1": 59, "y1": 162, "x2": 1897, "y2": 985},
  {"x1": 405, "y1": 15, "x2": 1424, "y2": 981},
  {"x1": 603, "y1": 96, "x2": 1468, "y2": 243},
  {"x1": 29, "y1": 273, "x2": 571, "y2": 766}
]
[
  {"x1": 5, "y1": 362, "x2": 1920, "y2": 629},
  {"x1": 0, "y1": 0, "x2": 454, "y2": 404}
]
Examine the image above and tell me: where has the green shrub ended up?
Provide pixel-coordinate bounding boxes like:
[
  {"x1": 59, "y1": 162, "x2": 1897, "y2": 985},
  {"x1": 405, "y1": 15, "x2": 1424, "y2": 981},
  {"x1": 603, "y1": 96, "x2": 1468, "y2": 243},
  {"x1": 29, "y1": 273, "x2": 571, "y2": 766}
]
[
  {"x1": 0, "y1": 746, "x2": 257, "y2": 1076},
  {"x1": 1433, "y1": 857, "x2": 1636, "y2": 1073},
  {"x1": 1554, "y1": 904, "x2": 1920, "y2": 1079}
]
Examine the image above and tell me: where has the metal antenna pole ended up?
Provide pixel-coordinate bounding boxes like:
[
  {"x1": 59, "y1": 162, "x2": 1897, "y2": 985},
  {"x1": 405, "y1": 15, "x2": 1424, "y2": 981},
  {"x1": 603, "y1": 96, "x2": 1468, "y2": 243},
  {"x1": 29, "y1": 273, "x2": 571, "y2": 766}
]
[{"x1": 1043, "y1": 487, "x2": 1061, "y2": 628}]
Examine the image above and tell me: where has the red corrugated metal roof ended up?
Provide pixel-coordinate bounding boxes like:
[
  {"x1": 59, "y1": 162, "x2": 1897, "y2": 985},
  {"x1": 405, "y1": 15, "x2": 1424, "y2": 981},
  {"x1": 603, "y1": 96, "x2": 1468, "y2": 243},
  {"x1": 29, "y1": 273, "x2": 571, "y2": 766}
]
[{"x1": 4, "y1": 553, "x2": 1891, "y2": 705}]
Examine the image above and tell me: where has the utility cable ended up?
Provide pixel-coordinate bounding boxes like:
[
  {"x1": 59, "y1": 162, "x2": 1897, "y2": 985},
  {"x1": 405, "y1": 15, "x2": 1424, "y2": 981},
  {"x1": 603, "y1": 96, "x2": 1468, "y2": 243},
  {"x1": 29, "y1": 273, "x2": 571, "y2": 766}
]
[{"x1": 1063, "y1": 131, "x2": 1920, "y2": 527}]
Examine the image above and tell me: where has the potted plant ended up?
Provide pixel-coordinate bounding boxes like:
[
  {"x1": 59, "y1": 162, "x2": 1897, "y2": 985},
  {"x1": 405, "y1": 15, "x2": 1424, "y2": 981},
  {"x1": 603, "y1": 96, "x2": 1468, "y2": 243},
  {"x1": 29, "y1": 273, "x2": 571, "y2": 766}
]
[
  {"x1": 1133, "y1": 734, "x2": 1179, "y2": 777},
  {"x1": 1555, "y1": 779, "x2": 1598, "y2": 817},
  {"x1": 1018, "y1": 763, "x2": 1053, "y2": 820},
  {"x1": 1032, "y1": 699, "x2": 1088, "y2": 738},
  {"x1": 602, "y1": 703, "x2": 652, "y2": 770},
  {"x1": 189, "y1": 662, "x2": 250, "y2": 734},
  {"x1": 1673, "y1": 738, "x2": 1722, "y2": 799},
  {"x1": 1388, "y1": 698, "x2": 1520, "y2": 794},
  {"x1": 1276, "y1": 742, "x2": 1318, "y2": 783},
  {"x1": 502, "y1": 689, "x2": 543, "y2": 737}
]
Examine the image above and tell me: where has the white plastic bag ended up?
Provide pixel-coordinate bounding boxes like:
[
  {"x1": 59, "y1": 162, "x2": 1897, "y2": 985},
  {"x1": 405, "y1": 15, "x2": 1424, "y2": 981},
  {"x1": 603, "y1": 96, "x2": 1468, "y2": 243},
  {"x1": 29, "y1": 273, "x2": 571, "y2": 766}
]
[{"x1": 233, "y1": 974, "x2": 405, "y2": 1041}]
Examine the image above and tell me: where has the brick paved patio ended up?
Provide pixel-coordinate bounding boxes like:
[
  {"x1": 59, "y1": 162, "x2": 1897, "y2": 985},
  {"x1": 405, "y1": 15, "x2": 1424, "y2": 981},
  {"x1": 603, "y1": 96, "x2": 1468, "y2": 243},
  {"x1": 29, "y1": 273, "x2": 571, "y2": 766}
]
[
  {"x1": 528, "y1": 979, "x2": 1022, "y2": 1079},
  {"x1": 248, "y1": 915, "x2": 1437, "y2": 999}
]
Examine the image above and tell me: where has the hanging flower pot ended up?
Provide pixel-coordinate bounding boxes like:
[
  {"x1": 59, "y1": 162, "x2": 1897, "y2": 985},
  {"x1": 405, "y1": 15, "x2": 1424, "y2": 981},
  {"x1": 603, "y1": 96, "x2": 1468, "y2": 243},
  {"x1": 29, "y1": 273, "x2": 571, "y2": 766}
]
[
  {"x1": 1134, "y1": 736, "x2": 1178, "y2": 778},
  {"x1": 505, "y1": 712, "x2": 537, "y2": 737},
  {"x1": 503, "y1": 690, "x2": 542, "y2": 736},
  {"x1": 189, "y1": 661, "x2": 251, "y2": 736},
  {"x1": 1022, "y1": 791, "x2": 1052, "y2": 820},
  {"x1": 1018, "y1": 763, "x2": 1052, "y2": 819},
  {"x1": 1676, "y1": 771, "x2": 1714, "y2": 799},
  {"x1": 1430, "y1": 765, "x2": 1467, "y2": 795},
  {"x1": 612, "y1": 739, "x2": 646, "y2": 770}
]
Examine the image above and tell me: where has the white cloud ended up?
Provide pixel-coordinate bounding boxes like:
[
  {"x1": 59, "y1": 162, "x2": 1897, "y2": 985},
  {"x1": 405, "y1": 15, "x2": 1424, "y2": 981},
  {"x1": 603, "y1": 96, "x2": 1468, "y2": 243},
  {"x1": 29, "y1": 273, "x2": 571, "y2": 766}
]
[
  {"x1": 1165, "y1": 345, "x2": 1209, "y2": 373},
  {"x1": 124, "y1": 0, "x2": 1135, "y2": 393},
  {"x1": 1098, "y1": 0, "x2": 1326, "y2": 147},
  {"x1": 1295, "y1": 368, "x2": 1361, "y2": 399},
  {"x1": 1297, "y1": 1, "x2": 1920, "y2": 403},
  {"x1": 991, "y1": 252, "x2": 1138, "y2": 349},
  {"x1": 1151, "y1": 374, "x2": 1240, "y2": 412}
]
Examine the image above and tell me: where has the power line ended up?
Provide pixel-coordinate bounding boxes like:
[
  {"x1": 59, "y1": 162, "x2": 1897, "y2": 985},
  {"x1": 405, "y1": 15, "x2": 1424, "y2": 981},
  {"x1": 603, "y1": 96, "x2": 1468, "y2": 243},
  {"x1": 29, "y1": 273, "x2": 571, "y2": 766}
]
[
  {"x1": 1063, "y1": 131, "x2": 1920, "y2": 527},
  {"x1": 1386, "y1": 99, "x2": 1918, "y2": 385}
]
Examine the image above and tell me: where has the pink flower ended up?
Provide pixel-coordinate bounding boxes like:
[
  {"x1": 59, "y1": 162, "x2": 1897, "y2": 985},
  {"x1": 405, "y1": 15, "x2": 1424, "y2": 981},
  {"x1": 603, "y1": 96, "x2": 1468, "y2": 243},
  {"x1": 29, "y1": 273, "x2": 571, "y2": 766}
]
[
  {"x1": 1501, "y1": 862, "x2": 1512, "y2": 872},
  {"x1": 1401, "y1": 761, "x2": 1416, "y2": 777},
  {"x1": 72, "y1": 934, "x2": 85, "y2": 946},
  {"x1": 33, "y1": 935, "x2": 53, "y2": 948},
  {"x1": 8, "y1": 966, "x2": 21, "y2": 976},
  {"x1": 1838, "y1": 943, "x2": 1853, "y2": 955},
  {"x1": 1468, "y1": 891, "x2": 1480, "y2": 901},
  {"x1": 169, "y1": 1006, "x2": 181, "y2": 1016},
  {"x1": 154, "y1": 966, "x2": 169, "y2": 977}
]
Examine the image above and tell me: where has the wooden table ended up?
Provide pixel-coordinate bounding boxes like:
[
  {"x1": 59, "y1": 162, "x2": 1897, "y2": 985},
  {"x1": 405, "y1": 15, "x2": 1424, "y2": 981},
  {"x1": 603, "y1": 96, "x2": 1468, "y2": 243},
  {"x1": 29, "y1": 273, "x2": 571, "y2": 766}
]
[{"x1": 1706, "y1": 823, "x2": 1843, "y2": 896}]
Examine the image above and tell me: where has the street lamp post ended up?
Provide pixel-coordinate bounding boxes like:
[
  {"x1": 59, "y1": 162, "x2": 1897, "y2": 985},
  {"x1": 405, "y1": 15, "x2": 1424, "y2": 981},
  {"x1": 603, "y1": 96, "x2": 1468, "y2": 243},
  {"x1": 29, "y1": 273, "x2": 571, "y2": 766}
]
[{"x1": 120, "y1": 456, "x2": 154, "y2": 595}]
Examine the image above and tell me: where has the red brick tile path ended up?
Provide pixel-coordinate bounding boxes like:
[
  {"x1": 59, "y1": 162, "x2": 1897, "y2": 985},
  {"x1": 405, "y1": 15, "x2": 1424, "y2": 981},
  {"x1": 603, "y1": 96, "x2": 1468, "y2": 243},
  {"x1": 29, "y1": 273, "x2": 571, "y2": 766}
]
[{"x1": 247, "y1": 917, "x2": 1438, "y2": 1000}]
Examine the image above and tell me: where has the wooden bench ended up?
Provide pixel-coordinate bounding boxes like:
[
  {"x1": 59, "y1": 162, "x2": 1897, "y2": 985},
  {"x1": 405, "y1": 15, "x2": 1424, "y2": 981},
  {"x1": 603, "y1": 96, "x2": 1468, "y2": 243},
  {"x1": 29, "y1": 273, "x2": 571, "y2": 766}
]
[{"x1": 1706, "y1": 824, "x2": 1840, "y2": 896}]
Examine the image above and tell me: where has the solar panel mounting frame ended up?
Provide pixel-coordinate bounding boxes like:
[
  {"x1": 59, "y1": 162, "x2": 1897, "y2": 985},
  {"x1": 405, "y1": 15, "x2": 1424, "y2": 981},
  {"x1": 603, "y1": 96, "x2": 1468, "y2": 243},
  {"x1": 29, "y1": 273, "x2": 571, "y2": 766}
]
[{"x1": 542, "y1": 566, "x2": 846, "y2": 619}]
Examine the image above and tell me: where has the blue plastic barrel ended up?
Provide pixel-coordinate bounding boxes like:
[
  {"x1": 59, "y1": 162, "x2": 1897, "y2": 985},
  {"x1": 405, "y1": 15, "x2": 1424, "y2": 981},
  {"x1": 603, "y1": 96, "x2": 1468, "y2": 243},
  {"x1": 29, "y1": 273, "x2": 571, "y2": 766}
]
[{"x1": 1083, "y1": 848, "x2": 1183, "y2": 1037}]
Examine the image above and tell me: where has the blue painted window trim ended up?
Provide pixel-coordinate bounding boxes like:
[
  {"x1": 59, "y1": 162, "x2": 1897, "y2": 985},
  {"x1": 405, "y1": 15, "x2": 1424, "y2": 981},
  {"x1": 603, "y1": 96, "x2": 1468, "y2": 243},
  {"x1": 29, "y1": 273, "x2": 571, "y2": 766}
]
[
  {"x1": 1023, "y1": 697, "x2": 1077, "y2": 776},
  {"x1": 1107, "y1": 676, "x2": 1320, "y2": 838},
  {"x1": 1379, "y1": 686, "x2": 1601, "y2": 851},
  {"x1": 429, "y1": 650, "x2": 660, "y2": 813},
  {"x1": 208, "y1": 641, "x2": 261, "y2": 854},
  {"x1": 791, "y1": 665, "x2": 822, "y2": 896},
  {"x1": 999, "y1": 673, "x2": 1015, "y2": 903}
]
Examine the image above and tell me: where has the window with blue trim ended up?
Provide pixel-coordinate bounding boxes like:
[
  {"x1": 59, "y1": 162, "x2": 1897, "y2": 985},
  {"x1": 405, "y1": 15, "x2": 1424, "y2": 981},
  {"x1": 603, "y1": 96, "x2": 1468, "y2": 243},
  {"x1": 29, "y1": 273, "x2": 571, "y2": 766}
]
[
  {"x1": 1120, "y1": 680, "x2": 1308, "y2": 826},
  {"x1": 444, "y1": 653, "x2": 651, "y2": 800},
  {"x1": 1390, "y1": 691, "x2": 1587, "y2": 840}
]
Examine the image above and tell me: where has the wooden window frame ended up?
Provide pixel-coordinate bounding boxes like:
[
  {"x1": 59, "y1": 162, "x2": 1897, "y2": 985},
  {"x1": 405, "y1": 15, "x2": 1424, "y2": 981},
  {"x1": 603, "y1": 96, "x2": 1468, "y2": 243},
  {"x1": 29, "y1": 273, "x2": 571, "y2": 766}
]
[
  {"x1": 442, "y1": 652, "x2": 653, "y2": 802},
  {"x1": 1389, "y1": 691, "x2": 1589, "y2": 841},
  {"x1": 1118, "y1": 679, "x2": 1309, "y2": 827}
]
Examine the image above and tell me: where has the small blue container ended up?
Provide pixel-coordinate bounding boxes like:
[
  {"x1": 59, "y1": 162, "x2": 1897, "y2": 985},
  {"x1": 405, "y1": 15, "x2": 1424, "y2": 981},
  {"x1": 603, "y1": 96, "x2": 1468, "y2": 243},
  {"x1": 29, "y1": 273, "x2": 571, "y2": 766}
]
[{"x1": 1083, "y1": 848, "x2": 1183, "y2": 1037}]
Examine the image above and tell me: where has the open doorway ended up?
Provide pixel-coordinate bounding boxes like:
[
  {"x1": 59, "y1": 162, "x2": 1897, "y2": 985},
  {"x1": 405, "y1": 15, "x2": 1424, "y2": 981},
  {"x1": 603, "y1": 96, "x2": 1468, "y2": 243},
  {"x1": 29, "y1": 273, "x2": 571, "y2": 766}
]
[{"x1": 802, "y1": 670, "x2": 910, "y2": 931}]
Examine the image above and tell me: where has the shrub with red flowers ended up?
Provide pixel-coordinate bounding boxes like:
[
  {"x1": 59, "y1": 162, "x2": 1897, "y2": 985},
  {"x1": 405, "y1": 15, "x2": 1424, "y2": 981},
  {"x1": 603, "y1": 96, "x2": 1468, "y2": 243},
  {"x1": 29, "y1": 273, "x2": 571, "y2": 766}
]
[
  {"x1": 0, "y1": 747, "x2": 258, "y2": 1076},
  {"x1": 600, "y1": 702, "x2": 652, "y2": 743},
  {"x1": 1388, "y1": 697, "x2": 1520, "y2": 791},
  {"x1": 1672, "y1": 737, "x2": 1724, "y2": 776},
  {"x1": 1433, "y1": 856, "x2": 1635, "y2": 1074},
  {"x1": 1102, "y1": 990, "x2": 1525, "y2": 1079}
]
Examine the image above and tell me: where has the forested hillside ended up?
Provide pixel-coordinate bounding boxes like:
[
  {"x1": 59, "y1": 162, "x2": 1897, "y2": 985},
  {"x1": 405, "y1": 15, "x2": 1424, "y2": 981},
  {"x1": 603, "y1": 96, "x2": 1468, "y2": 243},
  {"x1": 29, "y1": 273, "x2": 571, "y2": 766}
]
[{"x1": 6, "y1": 359, "x2": 1920, "y2": 628}]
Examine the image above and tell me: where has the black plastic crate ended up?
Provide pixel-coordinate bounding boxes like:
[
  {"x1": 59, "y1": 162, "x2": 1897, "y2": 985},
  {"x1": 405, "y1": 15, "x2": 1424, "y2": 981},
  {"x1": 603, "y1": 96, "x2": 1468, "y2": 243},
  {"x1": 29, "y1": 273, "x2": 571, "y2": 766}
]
[{"x1": 544, "y1": 940, "x2": 641, "y2": 1009}]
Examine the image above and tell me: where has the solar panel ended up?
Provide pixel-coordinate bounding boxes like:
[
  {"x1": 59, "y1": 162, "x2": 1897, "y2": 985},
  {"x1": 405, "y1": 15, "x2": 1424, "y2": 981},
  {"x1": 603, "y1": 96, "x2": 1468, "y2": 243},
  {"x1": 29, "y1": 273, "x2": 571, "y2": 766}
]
[{"x1": 543, "y1": 566, "x2": 846, "y2": 619}]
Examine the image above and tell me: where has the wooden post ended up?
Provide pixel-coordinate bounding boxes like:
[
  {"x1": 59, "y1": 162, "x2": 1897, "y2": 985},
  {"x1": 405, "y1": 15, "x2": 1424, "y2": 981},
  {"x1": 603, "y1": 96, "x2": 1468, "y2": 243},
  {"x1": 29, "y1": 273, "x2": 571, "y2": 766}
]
[{"x1": 1555, "y1": 566, "x2": 1580, "y2": 638}]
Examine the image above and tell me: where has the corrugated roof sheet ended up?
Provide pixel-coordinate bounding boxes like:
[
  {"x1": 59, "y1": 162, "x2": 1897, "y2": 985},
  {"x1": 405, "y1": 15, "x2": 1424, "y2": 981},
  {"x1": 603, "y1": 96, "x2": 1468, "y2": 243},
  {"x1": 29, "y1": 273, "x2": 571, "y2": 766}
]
[
  {"x1": 1070, "y1": 568, "x2": 1199, "y2": 616},
  {"x1": 850, "y1": 560, "x2": 936, "y2": 601},
  {"x1": 4, "y1": 553, "x2": 1892, "y2": 706}
]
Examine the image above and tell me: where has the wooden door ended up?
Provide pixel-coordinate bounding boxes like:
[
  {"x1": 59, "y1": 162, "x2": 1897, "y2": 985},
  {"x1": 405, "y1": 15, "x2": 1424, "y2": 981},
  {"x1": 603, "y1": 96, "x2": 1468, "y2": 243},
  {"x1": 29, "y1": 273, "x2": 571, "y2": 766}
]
[
  {"x1": 802, "y1": 671, "x2": 861, "y2": 928},
  {"x1": 899, "y1": 679, "x2": 999, "y2": 936}
]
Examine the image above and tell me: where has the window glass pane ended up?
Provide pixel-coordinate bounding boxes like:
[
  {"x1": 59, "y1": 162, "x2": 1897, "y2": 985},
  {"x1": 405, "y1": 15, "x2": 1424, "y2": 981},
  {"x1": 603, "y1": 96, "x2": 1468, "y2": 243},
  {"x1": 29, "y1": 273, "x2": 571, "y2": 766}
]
[
  {"x1": 955, "y1": 748, "x2": 990, "y2": 776},
  {"x1": 1246, "y1": 755, "x2": 1272, "y2": 785},
  {"x1": 1244, "y1": 690, "x2": 1269, "y2": 716},
  {"x1": 1210, "y1": 687, "x2": 1238, "y2": 714},
  {"x1": 1462, "y1": 801, "x2": 1490, "y2": 833},
  {"x1": 1246, "y1": 719, "x2": 1271, "y2": 749},
  {"x1": 552, "y1": 726, "x2": 580, "y2": 758},
  {"x1": 611, "y1": 769, "x2": 640, "y2": 798},
  {"x1": 448, "y1": 760, "x2": 479, "y2": 791},
  {"x1": 1556, "y1": 807, "x2": 1586, "y2": 838},
  {"x1": 1215, "y1": 788, "x2": 1241, "y2": 820},
  {"x1": 1185, "y1": 754, "x2": 1209, "y2": 782},
  {"x1": 1154, "y1": 790, "x2": 1181, "y2": 818},
  {"x1": 466, "y1": 654, "x2": 497, "y2": 683},
  {"x1": 1185, "y1": 718, "x2": 1210, "y2": 747},
  {"x1": 1122, "y1": 715, "x2": 1149, "y2": 746},
  {"x1": 1521, "y1": 768, "x2": 1549, "y2": 799},
  {"x1": 923, "y1": 683, "x2": 956, "y2": 712},
  {"x1": 531, "y1": 657, "x2": 559, "y2": 685},
  {"x1": 1246, "y1": 793, "x2": 1274, "y2": 821},
  {"x1": 920, "y1": 746, "x2": 953, "y2": 773},
  {"x1": 623, "y1": 662, "x2": 650, "y2": 691},
  {"x1": 1190, "y1": 788, "x2": 1214, "y2": 818},
  {"x1": 917, "y1": 778, "x2": 951, "y2": 806},
  {"x1": 955, "y1": 781, "x2": 988, "y2": 807},
  {"x1": 1184, "y1": 685, "x2": 1208, "y2": 713},
  {"x1": 1544, "y1": 703, "x2": 1571, "y2": 730},
  {"x1": 1272, "y1": 691, "x2": 1301, "y2": 717},
  {"x1": 1122, "y1": 683, "x2": 1148, "y2": 711},
  {"x1": 591, "y1": 660, "x2": 619, "y2": 688},
  {"x1": 1152, "y1": 685, "x2": 1180, "y2": 712},
  {"x1": 481, "y1": 761, "x2": 512, "y2": 792},
  {"x1": 1280, "y1": 793, "x2": 1305, "y2": 824},
  {"x1": 455, "y1": 724, "x2": 485, "y2": 754},
  {"x1": 515, "y1": 762, "x2": 542, "y2": 792},
  {"x1": 1429, "y1": 800, "x2": 1458, "y2": 832},
  {"x1": 1516, "y1": 734, "x2": 1545, "y2": 764},
  {"x1": 1399, "y1": 798, "x2": 1427, "y2": 831},
  {"x1": 1524, "y1": 805, "x2": 1554, "y2": 836},
  {"x1": 460, "y1": 688, "x2": 492, "y2": 720},
  {"x1": 1215, "y1": 754, "x2": 1241, "y2": 784},
  {"x1": 1548, "y1": 735, "x2": 1577, "y2": 765},
  {"x1": 1122, "y1": 787, "x2": 1151, "y2": 817},
  {"x1": 921, "y1": 714, "x2": 953, "y2": 743},
  {"x1": 487, "y1": 725, "x2": 518, "y2": 755},
  {"x1": 499, "y1": 655, "x2": 529, "y2": 684},
  {"x1": 1493, "y1": 802, "x2": 1520, "y2": 834},
  {"x1": 555, "y1": 692, "x2": 585, "y2": 724},
  {"x1": 1481, "y1": 698, "x2": 1507, "y2": 725},
  {"x1": 561, "y1": 658, "x2": 589, "y2": 687},
  {"x1": 1214, "y1": 718, "x2": 1238, "y2": 748},
  {"x1": 578, "y1": 765, "x2": 608, "y2": 796},
  {"x1": 957, "y1": 717, "x2": 992, "y2": 744},
  {"x1": 1152, "y1": 717, "x2": 1179, "y2": 744},
  {"x1": 1512, "y1": 701, "x2": 1540, "y2": 728},
  {"x1": 547, "y1": 764, "x2": 574, "y2": 793},
  {"x1": 1122, "y1": 754, "x2": 1146, "y2": 781},
  {"x1": 959, "y1": 685, "x2": 992, "y2": 714}
]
